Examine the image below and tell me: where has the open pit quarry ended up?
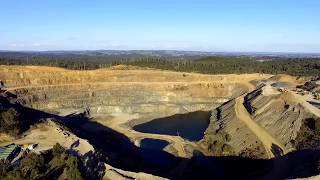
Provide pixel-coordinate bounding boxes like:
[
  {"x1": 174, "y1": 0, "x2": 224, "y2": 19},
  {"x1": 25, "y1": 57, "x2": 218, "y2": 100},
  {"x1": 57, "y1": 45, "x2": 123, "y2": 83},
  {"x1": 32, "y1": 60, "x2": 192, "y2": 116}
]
[
  {"x1": 0, "y1": 65, "x2": 263, "y2": 116},
  {"x1": 1, "y1": 65, "x2": 320, "y2": 179},
  {"x1": 0, "y1": 65, "x2": 270, "y2": 155}
]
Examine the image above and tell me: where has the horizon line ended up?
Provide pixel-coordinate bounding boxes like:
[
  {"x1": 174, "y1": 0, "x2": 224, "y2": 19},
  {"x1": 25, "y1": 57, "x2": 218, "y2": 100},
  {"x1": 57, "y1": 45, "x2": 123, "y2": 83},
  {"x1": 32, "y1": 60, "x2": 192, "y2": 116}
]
[{"x1": 0, "y1": 49, "x2": 320, "y2": 55}]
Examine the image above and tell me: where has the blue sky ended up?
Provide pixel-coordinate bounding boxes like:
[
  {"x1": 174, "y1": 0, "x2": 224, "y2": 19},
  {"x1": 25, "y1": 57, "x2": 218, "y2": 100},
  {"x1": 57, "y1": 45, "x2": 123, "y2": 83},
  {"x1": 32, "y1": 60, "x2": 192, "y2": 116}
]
[{"x1": 0, "y1": 0, "x2": 319, "y2": 52}]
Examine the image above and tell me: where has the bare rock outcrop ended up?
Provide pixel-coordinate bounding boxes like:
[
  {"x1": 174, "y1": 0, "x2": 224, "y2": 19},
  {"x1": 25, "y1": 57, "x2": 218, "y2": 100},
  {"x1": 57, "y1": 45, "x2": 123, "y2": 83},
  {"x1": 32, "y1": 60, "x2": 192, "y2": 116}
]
[
  {"x1": 204, "y1": 84, "x2": 320, "y2": 158},
  {"x1": 0, "y1": 65, "x2": 267, "y2": 119},
  {"x1": 202, "y1": 99, "x2": 268, "y2": 158}
]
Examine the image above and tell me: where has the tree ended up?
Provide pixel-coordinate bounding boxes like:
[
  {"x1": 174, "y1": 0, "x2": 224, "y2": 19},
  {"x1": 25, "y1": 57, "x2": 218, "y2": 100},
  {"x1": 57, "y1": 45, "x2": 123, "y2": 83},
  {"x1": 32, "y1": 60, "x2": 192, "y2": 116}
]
[
  {"x1": 0, "y1": 108, "x2": 21, "y2": 136},
  {"x1": 66, "y1": 156, "x2": 83, "y2": 180},
  {"x1": 20, "y1": 152, "x2": 45, "y2": 179},
  {"x1": 0, "y1": 160, "x2": 10, "y2": 177},
  {"x1": 3, "y1": 170, "x2": 24, "y2": 180},
  {"x1": 52, "y1": 143, "x2": 65, "y2": 156}
]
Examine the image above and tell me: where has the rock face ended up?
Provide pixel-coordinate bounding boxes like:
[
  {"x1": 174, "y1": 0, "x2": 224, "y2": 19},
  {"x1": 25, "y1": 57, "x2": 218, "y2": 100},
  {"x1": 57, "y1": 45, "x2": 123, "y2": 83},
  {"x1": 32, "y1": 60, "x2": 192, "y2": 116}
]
[
  {"x1": 204, "y1": 84, "x2": 320, "y2": 158},
  {"x1": 2, "y1": 66, "x2": 320, "y2": 179},
  {"x1": 300, "y1": 79, "x2": 320, "y2": 92},
  {"x1": 203, "y1": 99, "x2": 268, "y2": 158},
  {"x1": 12, "y1": 83, "x2": 233, "y2": 116},
  {"x1": 2, "y1": 66, "x2": 320, "y2": 157},
  {"x1": 0, "y1": 65, "x2": 266, "y2": 118},
  {"x1": 244, "y1": 85, "x2": 307, "y2": 149}
]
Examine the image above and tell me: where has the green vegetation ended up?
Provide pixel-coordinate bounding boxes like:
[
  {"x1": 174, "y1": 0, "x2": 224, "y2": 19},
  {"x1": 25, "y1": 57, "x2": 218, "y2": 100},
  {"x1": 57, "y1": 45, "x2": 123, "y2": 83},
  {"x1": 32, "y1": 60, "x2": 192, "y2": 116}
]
[
  {"x1": 0, "y1": 143, "x2": 84, "y2": 180},
  {"x1": 294, "y1": 118, "x2": 320, "y2": 150},
  {"x1": 66, "y1": 156, "x2": 83, "y2": 180},
  {"x1": 52, "y1": 143, "x2": 65, "y2": 156},
  {"x1": 125, "y1": 57, "x2": 320, "y2": 76},
  {"x1": 204, "y1": 129, "x2": 235, "y2": 156},
  {"x1": 0, "y1": 53, "x2": 319, "y2": 76},
  {"x1": 0, "y1": 160, "x2": 10, "y2": 177},
  {"x1": 0, "y1": 108, "x2": 24, "y2": 137},
  {"x1": 207, "y1": 140, "x2": 234, "y2": 156},
  {"x1": 20, "y1": 152, "x2": 45, "y2": 179}
]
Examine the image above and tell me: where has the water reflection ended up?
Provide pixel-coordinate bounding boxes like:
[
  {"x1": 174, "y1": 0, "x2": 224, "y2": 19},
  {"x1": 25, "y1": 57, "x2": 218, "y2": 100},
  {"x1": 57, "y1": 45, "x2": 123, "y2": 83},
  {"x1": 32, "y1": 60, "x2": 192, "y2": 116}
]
[
  {"x1": 133, "y1": 111, "x2": 211, "y2": 141},
  {"x1": 140, "y1": 138, "x2": 169, "y2": 150}
]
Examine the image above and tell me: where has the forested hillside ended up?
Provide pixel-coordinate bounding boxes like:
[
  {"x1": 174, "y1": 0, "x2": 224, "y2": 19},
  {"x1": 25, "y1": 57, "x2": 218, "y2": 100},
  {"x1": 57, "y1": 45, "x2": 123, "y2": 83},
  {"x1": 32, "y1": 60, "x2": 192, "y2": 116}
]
[
  {"x1": 126, "y1": 57, "x2": 320, "y2": 76},
  {"x1": 0, "y1": 52, "x2": 319, "y2": 76}
]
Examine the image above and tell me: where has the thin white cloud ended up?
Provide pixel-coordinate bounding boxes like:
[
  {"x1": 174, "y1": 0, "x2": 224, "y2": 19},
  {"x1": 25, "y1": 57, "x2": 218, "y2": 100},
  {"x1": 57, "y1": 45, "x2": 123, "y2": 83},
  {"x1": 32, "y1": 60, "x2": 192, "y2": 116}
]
[
  {"x1": 8, "y1": 43, "x2": 18, "y2": 47},
  {"x1": 8, "y1": 42, "x2": 42, "y2": 48}
]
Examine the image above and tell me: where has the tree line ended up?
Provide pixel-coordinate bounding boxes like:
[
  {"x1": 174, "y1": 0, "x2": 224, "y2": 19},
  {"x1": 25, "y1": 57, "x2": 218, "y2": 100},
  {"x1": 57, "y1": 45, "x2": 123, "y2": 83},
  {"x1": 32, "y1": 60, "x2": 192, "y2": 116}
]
[{"x1": 0, "y1": 53, "x2": 319, "y2": 76}]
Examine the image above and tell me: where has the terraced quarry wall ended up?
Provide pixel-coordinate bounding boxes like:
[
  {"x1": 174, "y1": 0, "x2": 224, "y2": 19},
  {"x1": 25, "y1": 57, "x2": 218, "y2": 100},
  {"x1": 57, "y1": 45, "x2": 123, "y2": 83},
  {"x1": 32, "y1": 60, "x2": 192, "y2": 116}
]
[
  {"x1": 2, "y1": 65, "x2": 320, "y2": 179},
  {"x1": 0, "y1": 65, "x2": 269, "y2": 117},
  {"x1": 1, "y1": 65, "x2": 277, "y2": 159}
]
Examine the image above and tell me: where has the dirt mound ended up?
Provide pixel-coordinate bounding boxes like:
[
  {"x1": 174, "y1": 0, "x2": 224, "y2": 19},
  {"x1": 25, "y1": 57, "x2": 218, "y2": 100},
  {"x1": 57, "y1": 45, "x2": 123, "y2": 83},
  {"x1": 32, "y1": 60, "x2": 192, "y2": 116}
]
[
  {"x1": 201, "y1": 98, "x2": 268, "y2": 158},
  {"x1": 203, "y1": 83, "x2": 320, "y2": 159},
  {"x1": 244, "y1": 85, "x2": 320, "y2": 150}
]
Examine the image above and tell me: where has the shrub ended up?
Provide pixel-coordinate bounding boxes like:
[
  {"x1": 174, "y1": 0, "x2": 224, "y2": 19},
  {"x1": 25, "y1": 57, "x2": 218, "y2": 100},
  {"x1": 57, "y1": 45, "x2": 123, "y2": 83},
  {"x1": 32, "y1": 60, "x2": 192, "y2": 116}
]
[
  {"x1": 315, "y1": 119, "x2": 320, "y2": 134},
  {"x1": 0, "y1": 108, "x2": 21, "y2": 137},
  {"x1": 0, "y1": 160, "x2": 10, "y2": 178},
  {"x1": 3, "y1": 170, "x2": 24, "y2": 180},
  {"x1": 52, "y1": 143, "x2": 65, "y2": 156},
  {"x1": 66, "y1": 156, "x2": 83, "y2": 180},
  {"x1": 20, "y1": 152, "x2": 45, "y2": 179}
]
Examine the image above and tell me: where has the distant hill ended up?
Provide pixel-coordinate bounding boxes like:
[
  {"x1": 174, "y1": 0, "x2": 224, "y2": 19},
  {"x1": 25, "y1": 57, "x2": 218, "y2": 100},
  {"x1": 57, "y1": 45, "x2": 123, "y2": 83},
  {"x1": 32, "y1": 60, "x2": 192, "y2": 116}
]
[{"x1": 0, "y1": 50, "x2": 319, "y2": 59}]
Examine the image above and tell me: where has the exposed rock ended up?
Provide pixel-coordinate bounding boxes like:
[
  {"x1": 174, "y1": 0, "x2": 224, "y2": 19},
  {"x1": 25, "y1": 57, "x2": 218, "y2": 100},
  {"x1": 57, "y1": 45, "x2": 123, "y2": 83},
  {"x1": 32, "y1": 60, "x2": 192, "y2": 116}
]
[
  {"x1": 204, "y1": 83, "x2": 320, "y2": 159},
  {"x1": 202, "y1": 99, "x2": 268, "y2": 158},
  {"x1": 0, "y1": 65, "x2": 263, "y2": 117}
]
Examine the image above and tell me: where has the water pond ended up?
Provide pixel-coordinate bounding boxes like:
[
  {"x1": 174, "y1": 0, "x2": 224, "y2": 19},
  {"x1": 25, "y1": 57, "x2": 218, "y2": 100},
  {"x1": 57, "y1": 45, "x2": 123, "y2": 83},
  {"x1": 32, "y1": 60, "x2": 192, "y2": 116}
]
[{"x1": 133, "y1": 111, "x2": 211, "y2": 141}]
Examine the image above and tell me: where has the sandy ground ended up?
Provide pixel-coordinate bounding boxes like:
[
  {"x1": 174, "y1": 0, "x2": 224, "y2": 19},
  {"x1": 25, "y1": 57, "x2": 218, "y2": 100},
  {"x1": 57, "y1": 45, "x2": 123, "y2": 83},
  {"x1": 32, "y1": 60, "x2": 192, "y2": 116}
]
[
  {"x1": 0, "y1": 133, "x2": 14, "y2": 144},
  {"x1": 0, "y1": 65, "x2": 272, "y2": 87},
  {"x1": 0, "y1": 120, "x2": 94, "y2": 155},
  {"x1": 104, "y1": 163, "x2": 168, "y2": 180},
  {"x1": 295, "y1": 175, "x2": 320, "y2": 180}
]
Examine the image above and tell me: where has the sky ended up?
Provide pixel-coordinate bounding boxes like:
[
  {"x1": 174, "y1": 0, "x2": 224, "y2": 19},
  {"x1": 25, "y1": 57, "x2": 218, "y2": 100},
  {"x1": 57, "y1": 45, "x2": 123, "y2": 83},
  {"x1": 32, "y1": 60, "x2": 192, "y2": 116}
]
[{"x1": 0, "y1": 0, "x2": 320, "y2": 52}]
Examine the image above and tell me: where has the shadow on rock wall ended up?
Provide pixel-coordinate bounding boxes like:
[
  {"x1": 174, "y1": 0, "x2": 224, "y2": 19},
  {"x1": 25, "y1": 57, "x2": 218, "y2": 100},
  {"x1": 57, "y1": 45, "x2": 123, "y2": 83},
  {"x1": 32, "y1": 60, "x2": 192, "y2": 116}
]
[
  {"x1": 61, "y1": 112, "x2": 320, "y2": 180},
  {"x1": 2, "y1": 91, "x2": 320, "y2": 180}
]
